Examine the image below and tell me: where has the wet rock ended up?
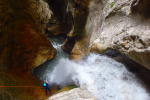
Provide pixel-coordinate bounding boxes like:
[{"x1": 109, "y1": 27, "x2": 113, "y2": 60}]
[
  {"x1": 104, "y1": 49, "x2": 150, "y2": 92},
  {"x1": 49, "y1": 88, "x2": 95, "y2": 100},
  {"x1": 47, "y1": 0, "x2": 73, "y2": 36},
  {"x1": 0, "y1": 0, "x2": 56, "y2": 100},
  {"x1": 57, "y1": 0, "x2": 150, "y2": 69},
  {"x1": 47, "y1": 24, "x2": 69, "y2": 36},
  {"x1": 62, "y1": 36, "x2": 89, "y2": 60},
  {"x1": 0, "y1": 19, "x2": 56, "y2": 100},
  {"x1": 70, "y1": 36, "x2": 90, "y2": 60},
  {"x1": 0, "y1": 0, "x2": 56, "y2": 70},
  {"x1": 86, "y1": 0, "x2": 150, "y2": 70},
  {"x1": 48, "y1": 0, "x2": 91, "y2": 59},
  {"x1": 61, "y1": 37, "x2": 76, "y2": 54},
  {"x1": 90, "y1": 39, "x2": 108, "y2": 54}
]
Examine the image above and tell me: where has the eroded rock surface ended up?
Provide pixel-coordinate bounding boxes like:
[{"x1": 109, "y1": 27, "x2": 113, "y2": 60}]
[
  {"x1": 49, "y1": 88, "x2": 95, "y2": 100},
  {"x1": 58, "y1": 0, "x2": 150, "y2": 68},
  {"x1": 85, "y1": 0, "x2": 150, "y2": 69},
  {"x1": 0, "y1": 0, "x2": 56, "y2": 100}
]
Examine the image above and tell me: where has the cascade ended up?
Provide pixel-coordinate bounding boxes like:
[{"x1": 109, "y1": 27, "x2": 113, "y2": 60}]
[{"x1": 34, "y1": 38, "x2": 150, "y2": 100}]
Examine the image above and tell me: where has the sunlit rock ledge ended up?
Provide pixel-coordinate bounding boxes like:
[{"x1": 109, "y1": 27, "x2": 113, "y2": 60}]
[{"x1": 48, "y1": 88, "x2": 95, "y2": 100}]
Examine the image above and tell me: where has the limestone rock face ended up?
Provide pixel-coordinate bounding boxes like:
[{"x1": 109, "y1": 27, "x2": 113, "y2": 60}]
[
  {"x1": 85, "y1": 0, "x2": 150, "y2": 70},
  {"x1": 0, "y1": 0, "x2": 56, "y2": 100},
  {"x1": 48, "y1": 88, "x2": 95, "y2": 100},
  {"x1": 60, "y1": 0, "x2": 150, "y2": 68}
]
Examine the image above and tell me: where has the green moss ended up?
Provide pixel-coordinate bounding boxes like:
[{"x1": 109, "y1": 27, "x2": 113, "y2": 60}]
[
  {"x1": 67, "y1": 85, "x2": 78, "y2": 89},
  {"x1": 110, "y1": 2, "x2": 115, "y2": 8}
]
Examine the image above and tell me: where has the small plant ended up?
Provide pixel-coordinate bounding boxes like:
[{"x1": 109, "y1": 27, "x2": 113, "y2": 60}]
[{"x1": 110, "y1": 2, "x2": 115, "y2": 8}]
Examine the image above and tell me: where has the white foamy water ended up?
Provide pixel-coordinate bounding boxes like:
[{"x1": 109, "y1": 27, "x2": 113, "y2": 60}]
[{"x1": 45, "y1": 53, "x2": 150, "y2": 100}]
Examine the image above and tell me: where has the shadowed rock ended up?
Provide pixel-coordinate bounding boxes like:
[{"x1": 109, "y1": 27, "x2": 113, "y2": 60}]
[{"x1": 0, "y1": 0, "x2": 56, "y2": 100}]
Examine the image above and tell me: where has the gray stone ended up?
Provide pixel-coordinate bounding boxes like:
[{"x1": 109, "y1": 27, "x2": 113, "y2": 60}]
[
  {"x1": 87, "y1": 0, "x2": 150, "y2": 69},
  {"x1": 48, "y1": 88, "x2": 95, "y2": 100}
]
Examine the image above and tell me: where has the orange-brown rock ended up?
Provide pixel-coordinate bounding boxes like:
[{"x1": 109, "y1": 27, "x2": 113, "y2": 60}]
[
  {"x1": 0, "y1": 19, "x2": 56, "y2": 100},
  {"x1": 61, "y1": 37, "x2": 76, "y2": 54},
  {"x1": 10, "y1": 19, "x2": 56, "y2": 72},
  {"x1": 62, "y1": 36, "x2": 89, "y2": 60},
  {"x1": 47, "y1": 0, "x2": 91, "y2": 60},
  {"x1": 69, "y1": 36, "x2": 90, "y2": 60},
  {"x1": 0, "y1": 0, "x2": 56, "y2": 99},
  {"x1": 47, "y1": 24, "x2": 69, "y2": 36}
]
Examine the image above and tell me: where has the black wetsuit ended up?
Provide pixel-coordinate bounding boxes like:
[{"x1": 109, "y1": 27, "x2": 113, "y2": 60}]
[{"x1": 42, "y1": 82, "x2": 50, "y2": 95}]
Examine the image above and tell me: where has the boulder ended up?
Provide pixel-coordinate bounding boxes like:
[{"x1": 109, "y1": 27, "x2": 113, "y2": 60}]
[
  {"x1": 70, "y1": 36, "x2": 90, "y2": 60},
  {"x1": 48, "y1": 88, "x2": 95, "y2": 100},
  {"x1": 84, "y1": 0, "x2": 150, "y2": 70}
]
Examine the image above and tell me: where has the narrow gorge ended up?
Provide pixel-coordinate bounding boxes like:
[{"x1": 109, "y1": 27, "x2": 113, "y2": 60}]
[{"x1": 0, "y1": 0, "x2": 150, "y2": 100}]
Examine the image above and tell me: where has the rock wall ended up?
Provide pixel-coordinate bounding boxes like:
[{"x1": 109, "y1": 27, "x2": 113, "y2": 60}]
[
  {"x1": 49, "y1": 0, "x2": 91, "y2": 60},
  {"x1": 58, "y1": 0, "x2": 150, "y2": 68},
  {"x1": 0, "y1": 0, "x2": 56, "y2": 100},
  {"x1": 85, "y1": 0, "x2": 150, "y2": 70},
  {"x1": 0, "y1": 0, "x2": 52, "y2": 33}
]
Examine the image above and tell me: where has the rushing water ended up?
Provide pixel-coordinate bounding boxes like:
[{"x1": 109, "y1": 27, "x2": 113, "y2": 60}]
[{"x1": 38, "y1": 38, "x2": 150, "y2": 100}]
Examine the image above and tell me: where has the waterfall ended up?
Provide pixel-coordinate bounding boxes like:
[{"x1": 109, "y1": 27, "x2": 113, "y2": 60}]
[{"x1": 39, "y1": 38, "x2": 150, "y2": 100}]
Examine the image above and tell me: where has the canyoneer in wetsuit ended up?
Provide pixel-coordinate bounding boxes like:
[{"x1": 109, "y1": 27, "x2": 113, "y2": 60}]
[{"x1": 42, "y1": 80, "x2": 50, "y2": 95}]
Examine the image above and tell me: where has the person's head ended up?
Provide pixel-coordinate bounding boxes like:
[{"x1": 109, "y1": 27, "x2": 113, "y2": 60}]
[
  {"x1": 45, "y1": 80, "x2": 48, "y2": 84},
  {"x1": 43, "y1": 82, "x2": 47, "y2": 87}
]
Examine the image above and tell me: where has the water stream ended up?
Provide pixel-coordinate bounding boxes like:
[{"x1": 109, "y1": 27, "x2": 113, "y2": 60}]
[{"x1": 35, "y1": 38, "x2": 150, "y2": 100}]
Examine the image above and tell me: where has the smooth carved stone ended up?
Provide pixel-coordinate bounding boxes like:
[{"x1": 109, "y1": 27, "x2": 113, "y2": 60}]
[{"x1": 49, "y1": 88, "x2": 96, "y2": 100}]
